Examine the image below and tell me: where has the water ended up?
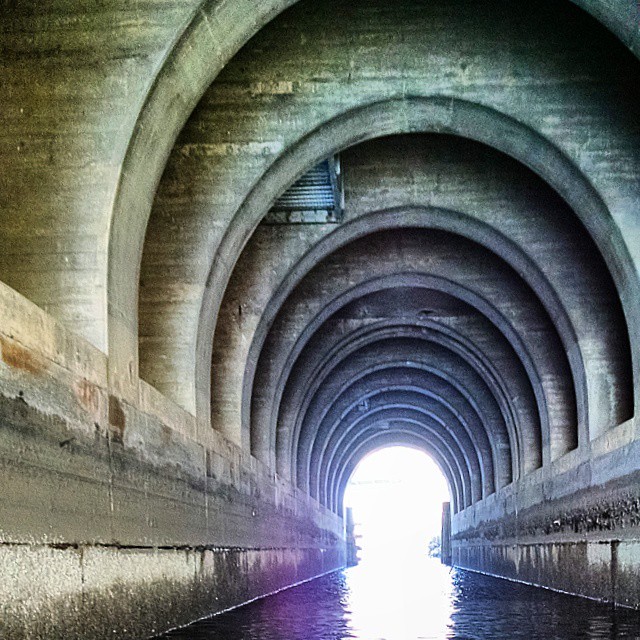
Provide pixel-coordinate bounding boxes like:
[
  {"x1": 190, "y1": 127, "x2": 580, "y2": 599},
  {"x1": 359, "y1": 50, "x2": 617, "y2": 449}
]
[{"x1": 158, "y1": 549, "x2": 640, "y2": 640}]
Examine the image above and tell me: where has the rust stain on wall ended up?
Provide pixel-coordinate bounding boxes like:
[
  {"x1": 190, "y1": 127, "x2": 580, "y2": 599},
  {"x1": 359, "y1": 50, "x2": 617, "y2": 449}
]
[
  {"x1": 0, "y1": 336, "x2": 43, "y2": 374},
  {"x1": 75, "y1": 378, "x2": 100, "y2": 414}
]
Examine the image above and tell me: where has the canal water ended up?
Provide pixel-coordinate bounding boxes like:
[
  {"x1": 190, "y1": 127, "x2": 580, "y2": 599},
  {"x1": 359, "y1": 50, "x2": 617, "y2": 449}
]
[{"x1": 158, "y1": 549, "x2": 640, "y2": 639}]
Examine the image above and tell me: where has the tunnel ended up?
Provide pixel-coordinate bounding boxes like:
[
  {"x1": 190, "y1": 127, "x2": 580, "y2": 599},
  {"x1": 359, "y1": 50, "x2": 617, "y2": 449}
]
[{"x1": 1, "y1": 0, "x2": 639, "y2": 637}]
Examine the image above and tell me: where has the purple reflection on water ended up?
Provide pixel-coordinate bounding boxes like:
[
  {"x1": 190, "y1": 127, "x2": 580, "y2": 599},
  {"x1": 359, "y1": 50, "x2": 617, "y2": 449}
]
[{"x1": 158, "y1": 550, "x2": 640, "y2": 640}]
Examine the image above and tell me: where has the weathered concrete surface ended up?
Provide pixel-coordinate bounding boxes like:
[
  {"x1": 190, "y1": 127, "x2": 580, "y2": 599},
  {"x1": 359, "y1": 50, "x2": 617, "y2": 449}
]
[
  {"x1": 1, "y1": 545, "x2": 342, "y2": 640},
  {"x1": 116, "y1": 0, "x2": 640, "y2": 404},
  {"x1": 0, "y1": 0, "x2": 203, "y2": 350},
  {"x1": 1, "y1": 0, "x2": 640, "y2": 635},
  {"x1": 140, "y1": 0, "x2": 640, "y2": 421},
  {"x1": 451, "y1": 423, "x2": 640, "y2": 608},
  {"x1": 249, "y1": 228, "x2": 571, "y2": 480},
  {"x1": 212, "y1": 134, "x2": 632, "y2": 455},
  {"x1": 0, "y1": 282, "x2": 344, "y2": 639},
  {"x1": 211, "y1": 223, "x2": 333, "y2": 446}
]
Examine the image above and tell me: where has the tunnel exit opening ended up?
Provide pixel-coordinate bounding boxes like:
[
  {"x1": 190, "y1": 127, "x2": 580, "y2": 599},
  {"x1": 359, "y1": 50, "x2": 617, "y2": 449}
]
[{"x1": 343, "y1": 446, "x2": 451, "y2": 565}]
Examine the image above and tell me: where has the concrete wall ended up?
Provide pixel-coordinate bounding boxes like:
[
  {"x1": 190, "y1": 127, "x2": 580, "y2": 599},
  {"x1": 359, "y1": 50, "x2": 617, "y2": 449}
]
[
  {"x1": 1, "y1": 0, "x2": 639, "y2": 634},
  {"x1": 0, "y1": 281, "x2": 345, "y2": 640},
  {"x1": 451, "y1": 417, "x2": 640, "y2": 608}
]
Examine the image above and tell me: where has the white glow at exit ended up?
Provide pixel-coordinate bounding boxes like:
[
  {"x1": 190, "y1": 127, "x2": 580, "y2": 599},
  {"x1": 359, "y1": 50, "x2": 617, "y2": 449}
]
[{"x1": 344, "y1": 446, "x2": 450, "y2": 553}]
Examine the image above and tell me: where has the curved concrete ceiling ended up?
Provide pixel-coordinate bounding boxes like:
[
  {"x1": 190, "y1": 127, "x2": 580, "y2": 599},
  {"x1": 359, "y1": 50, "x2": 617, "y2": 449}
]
[
  {"x1": 135, "y1": 0, "x2": 639, "y2": 428},
  {"x1": 1, "y1": 0, "x2": 637, "y2": 521},
  {"x1": 2, "y1": 1, "x2": 640, "y2": 632},
  {"x1": 192, "y1": 0, "x2": 637, "y2": 514},
  {"x1": 114, "y1": 0, "x2": 640, "y2": 381}
]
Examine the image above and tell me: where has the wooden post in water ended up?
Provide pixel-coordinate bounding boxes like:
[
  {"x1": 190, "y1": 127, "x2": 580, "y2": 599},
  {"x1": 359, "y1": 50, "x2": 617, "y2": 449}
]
[
  {"x1": 346, "y1": 507, "x2": 359, "y2": 566},
  {"x1": 441, "y1": 502, "x2": 452, "y2": 565}
]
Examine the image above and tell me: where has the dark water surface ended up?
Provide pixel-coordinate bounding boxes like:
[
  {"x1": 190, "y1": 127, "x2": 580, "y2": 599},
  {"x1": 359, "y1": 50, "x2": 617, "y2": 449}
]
[{"x1": 158, "y1": 552, "x2": 640, "y2": 639}]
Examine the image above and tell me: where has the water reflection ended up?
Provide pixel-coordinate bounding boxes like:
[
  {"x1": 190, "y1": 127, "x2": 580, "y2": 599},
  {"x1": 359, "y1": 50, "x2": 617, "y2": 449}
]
[
  {"x1": 346, "y1": 546, "x2": 454, "y2": 639},
  {"x1": 159, "y1": 550, "x2": 640, "y2": 640}
]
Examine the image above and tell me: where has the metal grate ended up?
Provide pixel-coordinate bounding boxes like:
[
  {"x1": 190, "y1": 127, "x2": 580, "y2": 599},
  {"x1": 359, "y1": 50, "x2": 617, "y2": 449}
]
[{"x1": 264, "y1": 157, "x2": 343, "y2": 224}]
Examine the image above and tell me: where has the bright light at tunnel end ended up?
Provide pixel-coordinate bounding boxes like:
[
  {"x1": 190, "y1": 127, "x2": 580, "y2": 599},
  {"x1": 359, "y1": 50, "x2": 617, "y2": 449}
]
[{"x1": 344, "y1": 446, "x2": 451, "y2": 559}]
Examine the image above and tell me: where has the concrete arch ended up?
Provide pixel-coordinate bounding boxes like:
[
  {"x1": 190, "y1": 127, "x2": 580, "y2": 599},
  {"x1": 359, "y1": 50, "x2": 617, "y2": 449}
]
[
  {"x1": 337, "y1": 433, "x2": 460, "y2": 514},
  {"x1": 120, "y1": 17, "x2": 636, "y2": 416},
  {"x1": 299, "y1": 369, "x2": 495, "y2": 499},
  {"x1": 293, "y1": 366, "x2": 506, "y2": 495},
  {"x1": 333, "y1": 426, "x2": 463, "y2": 514},
  {"x1": 245, "y1": 238, "x2": 576, "y2": 469},
  {"x1": 109, "y1": 0, "x2": 640, "y2": 402},
  {"x1": 277, "y1": 320, "x2": 539, "y2": 479},
  {"x1": 244, "y1": 213, "x2": 564, "y2": 460},
  {"x1": 258, "y1": 268, "x2": 568, "y2": 474},
  {"x1": 204, "y1": 116, "x2": 636, "y2": 456},
  {"x1": 250, "y1": 271, "x2": 545, "y2": 470},
  {"x1": 3, "y1": 1, "x2": 640, "y2": 633},
  {"x1": 291, "y1": 343, "x2": 512, "y2": 492},
  {"x1": 185, "y1": 108, "x2": 637, "y2": 434},
  {"x1": 316, "y1": 402, "x2": 481, "y2": 509}
]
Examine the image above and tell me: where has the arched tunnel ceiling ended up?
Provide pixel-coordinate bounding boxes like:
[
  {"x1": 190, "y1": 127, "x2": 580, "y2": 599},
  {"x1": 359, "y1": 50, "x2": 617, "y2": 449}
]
[
  {"x1": 1, "y1": 0, "x2": 638, "y2": 520},
  {"x1": 139, "y1": 0, "x2": 637, "y2": 515},
  {"x1": 209, "y1": 185, "x2": 632, "y2": 514},
  {"x1": 235, "y1": 213, "x2": 631, "y2": 513},
  {"x1": 127, "y1": 0, "x2": 637, "y2": 398},
  {"x1": 167, "y1": 0, "x2": 636, "y2": 511},
  {"x1": 138, "y1": 0, "x2": 639, "y2": 435},
  {"x1": 2, "y1": 2, "x2": 640, "y2": 633},
  {"x1": 244, "y1": 226, "x2": 578, "y2": 508},
  {"x1": 1, "y1": 0, "x2": 638, "y2": 364}
]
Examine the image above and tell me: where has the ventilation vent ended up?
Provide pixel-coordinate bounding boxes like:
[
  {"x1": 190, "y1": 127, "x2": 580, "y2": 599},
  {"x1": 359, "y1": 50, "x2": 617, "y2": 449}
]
[{"x1": 264, "y1": 156, "x2": 344, "y2": 224}]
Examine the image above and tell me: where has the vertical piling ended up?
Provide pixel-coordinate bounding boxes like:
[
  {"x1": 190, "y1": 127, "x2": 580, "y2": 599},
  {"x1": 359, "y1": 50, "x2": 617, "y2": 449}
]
[
  {"x1": 441, "y1": 502, "x2": 452, "y2": 565},
  {"x1": 346, "y1": 507, "x2": 359, "y2": 566}
]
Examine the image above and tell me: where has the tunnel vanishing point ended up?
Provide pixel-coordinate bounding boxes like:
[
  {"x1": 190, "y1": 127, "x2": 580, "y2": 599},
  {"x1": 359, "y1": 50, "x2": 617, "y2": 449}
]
[{"x1": 1, "y1": 1, "x2": 640, "y2": 637}]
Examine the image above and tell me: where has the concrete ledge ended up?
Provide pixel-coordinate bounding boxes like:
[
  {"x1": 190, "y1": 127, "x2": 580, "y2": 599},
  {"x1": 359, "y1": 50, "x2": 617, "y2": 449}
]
[
  {"x1": 0, "y1": 282, "x2": 107, "y2": 387},
  {"x1": 454, "y1": 417, "x2": 640, "y2": 530},
  {"x1": 0, "y1": 386, "x2": 345, "y2": 637},
  {"x1": 0, "y1": 281, "x2": 345, "y2": 638},
  {"x1": 452, "y1": 539, "x2": 640, "y2": 609},
  {"x1": 0, "y1": 544, "x2": 345, "y2": 640},
  {"x1": 451, "y1": 444, "x2": 640, "y2": 608}
]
